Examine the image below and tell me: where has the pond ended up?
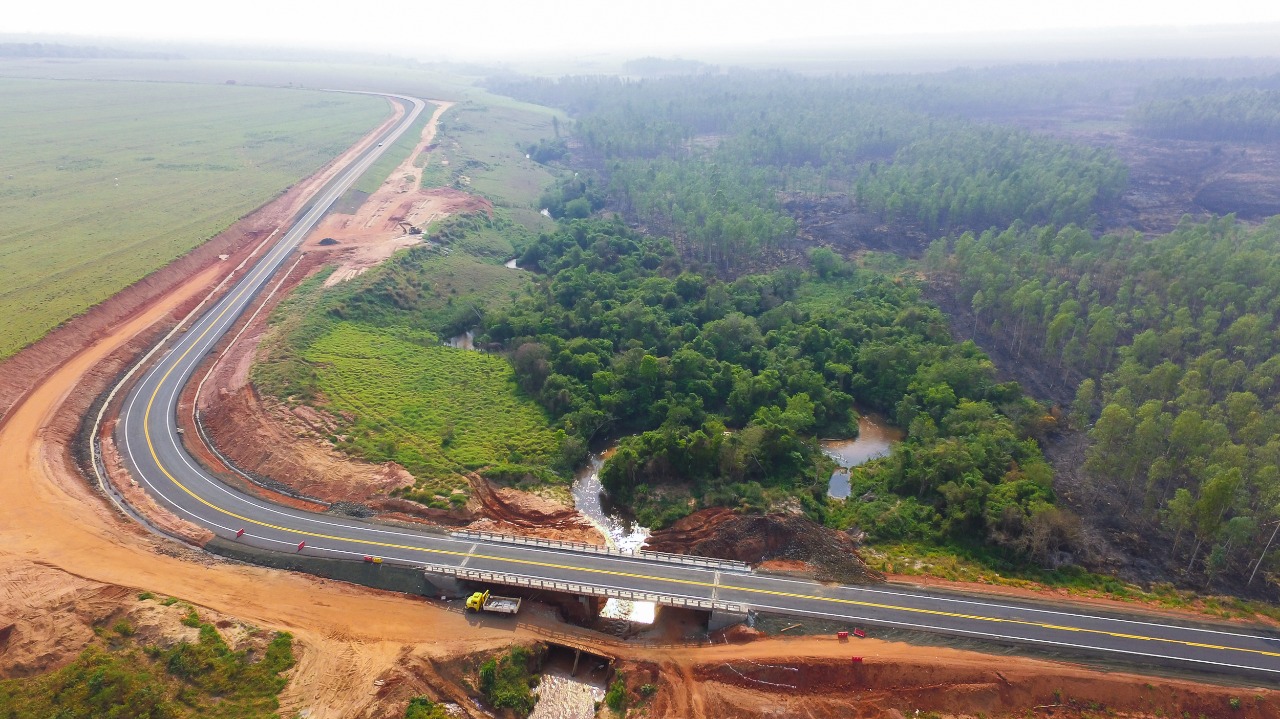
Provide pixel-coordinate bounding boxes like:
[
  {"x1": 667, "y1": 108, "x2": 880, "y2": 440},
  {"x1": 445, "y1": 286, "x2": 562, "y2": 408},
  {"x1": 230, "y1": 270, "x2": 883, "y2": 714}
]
[{"x1": 822, "y1": 414, "x2": 903, "y2": 499}]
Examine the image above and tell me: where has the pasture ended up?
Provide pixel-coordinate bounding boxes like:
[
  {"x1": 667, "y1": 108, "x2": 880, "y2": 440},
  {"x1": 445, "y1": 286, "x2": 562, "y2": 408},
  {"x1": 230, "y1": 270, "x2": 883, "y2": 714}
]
[
  {"x1": 0, "y1": 77, "x2": 386, "y2": 358},
  {"x1": 303, "y1": 322, "x2": 563, "y2": 501}
]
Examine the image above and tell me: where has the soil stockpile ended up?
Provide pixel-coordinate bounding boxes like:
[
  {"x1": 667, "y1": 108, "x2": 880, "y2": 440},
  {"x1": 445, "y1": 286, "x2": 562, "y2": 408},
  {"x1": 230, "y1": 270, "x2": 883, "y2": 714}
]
[{"x1": 643, "y1": 508, "x2": 882, "y2": 584}]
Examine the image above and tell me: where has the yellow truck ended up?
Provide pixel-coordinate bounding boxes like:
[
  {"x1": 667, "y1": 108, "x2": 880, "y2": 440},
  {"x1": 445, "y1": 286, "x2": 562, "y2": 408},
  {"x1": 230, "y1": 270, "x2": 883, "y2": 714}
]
[{"x1": 465, "y1": 590, "x2": 521, "y2": 615}]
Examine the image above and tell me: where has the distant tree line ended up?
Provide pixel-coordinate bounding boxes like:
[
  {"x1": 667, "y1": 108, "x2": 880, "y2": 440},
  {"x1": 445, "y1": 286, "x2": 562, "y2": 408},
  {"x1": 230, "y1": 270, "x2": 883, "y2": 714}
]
[
  {"x1": 0, "y1": 42, "x2": 179, "y2": 59},
  {"x1": 1132, "y1": 90, "x2": 1280, "y2": 141},
  {"x1": 487, "y1": 71, "x2": 1129, "y2": 263}
]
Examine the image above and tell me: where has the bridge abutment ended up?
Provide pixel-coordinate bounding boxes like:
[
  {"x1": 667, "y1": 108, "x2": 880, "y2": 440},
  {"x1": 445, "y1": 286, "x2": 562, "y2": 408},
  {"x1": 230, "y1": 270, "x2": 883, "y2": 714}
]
[{"x1": 709, "y1": 607, "x2": 750, "y2": 632}]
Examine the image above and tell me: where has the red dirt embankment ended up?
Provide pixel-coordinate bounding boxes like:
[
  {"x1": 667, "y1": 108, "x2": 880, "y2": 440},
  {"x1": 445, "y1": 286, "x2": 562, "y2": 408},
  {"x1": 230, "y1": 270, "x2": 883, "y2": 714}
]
[
  {"x1": 644, "y1": 507, "x2": 881, "y2": 584},
  {"x1": 623, "y1": 637, "x2": 1280, "y2": 719},
  {"x1": 465, "y1": 477, "x2": 605, "y2": 545}
]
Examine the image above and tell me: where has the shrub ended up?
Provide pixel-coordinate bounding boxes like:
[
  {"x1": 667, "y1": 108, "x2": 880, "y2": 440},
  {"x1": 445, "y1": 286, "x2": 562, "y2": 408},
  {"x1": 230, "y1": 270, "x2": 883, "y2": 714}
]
[
  {"x1": 405, "y1": 696, "x2": 452, "y2": 719},
  {"x1": 605, "y1": 678, "x2": 628, "y2": 713},
  {"x1": 478, "y1": 647, "x2": 537, "y2": 716}
]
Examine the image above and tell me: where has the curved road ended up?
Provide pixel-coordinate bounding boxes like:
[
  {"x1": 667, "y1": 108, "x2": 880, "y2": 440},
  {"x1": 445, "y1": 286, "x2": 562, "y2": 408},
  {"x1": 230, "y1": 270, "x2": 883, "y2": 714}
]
[{"x1": 110, "y1": 93, "x2": 1280, "y2": 681}]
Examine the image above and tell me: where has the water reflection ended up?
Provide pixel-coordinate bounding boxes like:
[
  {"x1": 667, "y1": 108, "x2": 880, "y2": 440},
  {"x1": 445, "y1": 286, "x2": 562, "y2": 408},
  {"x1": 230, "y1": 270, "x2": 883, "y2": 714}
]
[{"x1": 822, "y1": 414, "x2": 903, "y2": 499}]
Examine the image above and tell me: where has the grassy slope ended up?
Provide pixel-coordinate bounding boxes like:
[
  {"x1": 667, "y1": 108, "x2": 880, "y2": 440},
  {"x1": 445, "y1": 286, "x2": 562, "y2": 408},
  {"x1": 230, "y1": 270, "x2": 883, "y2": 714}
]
[
  {"x1": 0, "y1": 77, "x2": 386, "y2": 359},
  {"x1": 254, "y1": 238, "x2": 554, "y2": 501},
  {"x1": 307, "y1": 322, "x2": 561, "y2": 500},
  {"x1": 421, "y1": 98, "x2": 563, "y2": 227}
]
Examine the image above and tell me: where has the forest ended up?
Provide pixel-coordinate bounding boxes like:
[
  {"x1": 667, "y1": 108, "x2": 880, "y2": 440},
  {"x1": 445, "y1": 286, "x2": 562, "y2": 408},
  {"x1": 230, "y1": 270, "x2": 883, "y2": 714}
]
[
  {"x1": 929, "y1": 216, "x2": 1280, "y2": 584},
  {"x1": 488, "y1": 72, "x2": 1128, "y2": 262},
  {"x1": 474, "y1": 61, "x2": 1280, "y2": 591},
  {"x1": 1132, "y1": 89, "x2": 1280, "y2": 141},
  {"x1": 477, "y1": 219, "x2": 1057, "y2": 557}
]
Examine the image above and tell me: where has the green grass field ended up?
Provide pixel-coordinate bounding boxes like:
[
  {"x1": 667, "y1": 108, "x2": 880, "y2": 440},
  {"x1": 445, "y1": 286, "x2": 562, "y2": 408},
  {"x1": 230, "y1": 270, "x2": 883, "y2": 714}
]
[
  {"x1": 254, "y1": 237, "x2": 555, "y2": 500},
  {"x1": 0, "y1": 57, "x2": 480, "y2": 100},
  {"x1": 305, "y1": 323, "x2": 563, "y2": 500},
  {"x1": 0, "y1": 77, "x2": 387, "y2": 359}
]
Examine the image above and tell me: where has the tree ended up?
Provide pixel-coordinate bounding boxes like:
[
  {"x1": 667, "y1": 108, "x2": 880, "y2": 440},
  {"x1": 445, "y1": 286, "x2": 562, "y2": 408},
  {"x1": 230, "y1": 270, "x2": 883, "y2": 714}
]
[
  {"x1": 1070, "y1": 379, "x2": 1096, "y2": 430},
  {"x1": 809, "y1": 247, "x2": 843, "y2": 278}
]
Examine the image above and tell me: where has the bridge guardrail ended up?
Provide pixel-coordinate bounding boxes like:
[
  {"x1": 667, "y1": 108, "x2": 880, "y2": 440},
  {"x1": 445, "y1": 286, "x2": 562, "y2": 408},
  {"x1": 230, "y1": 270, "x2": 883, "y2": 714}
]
[
  {"x1": 449, "y1": 530, "x2": 751, "y2": 573},
  {"x1": 423, "y1": 563, "x2": 748, "y2": 614}
]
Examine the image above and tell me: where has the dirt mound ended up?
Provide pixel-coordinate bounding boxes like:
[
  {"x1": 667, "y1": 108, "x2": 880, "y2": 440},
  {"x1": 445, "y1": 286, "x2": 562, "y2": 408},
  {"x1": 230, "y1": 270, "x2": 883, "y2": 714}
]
[
  {"x1": 710, "y1": 623, "x2": 763, "y2": 645},
  {"x1": 644, "y1": 508, "x2": 881, "y2": 584},
  {"x1": 366, "y1": 497, "x2": 474, "y2": 526},
  {"x1": 0, "y1": 560, "x2": 128, "y2": 678}
]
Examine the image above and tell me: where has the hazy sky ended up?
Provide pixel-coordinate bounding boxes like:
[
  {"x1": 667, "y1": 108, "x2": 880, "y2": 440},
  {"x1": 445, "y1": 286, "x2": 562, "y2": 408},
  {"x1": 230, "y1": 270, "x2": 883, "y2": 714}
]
[{"x1": 9, "y1": 0, "x2": 1280, "y2": 59}]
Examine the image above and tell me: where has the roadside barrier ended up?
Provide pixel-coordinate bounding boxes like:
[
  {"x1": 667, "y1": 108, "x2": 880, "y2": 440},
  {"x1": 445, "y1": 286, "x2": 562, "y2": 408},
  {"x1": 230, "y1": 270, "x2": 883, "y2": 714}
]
[
  {"x1": 449, "y1": 530, "x2": 752, "y2": 573},
  {"x1": 422, "y1": 563, "x2": 749, "y2": 614}
]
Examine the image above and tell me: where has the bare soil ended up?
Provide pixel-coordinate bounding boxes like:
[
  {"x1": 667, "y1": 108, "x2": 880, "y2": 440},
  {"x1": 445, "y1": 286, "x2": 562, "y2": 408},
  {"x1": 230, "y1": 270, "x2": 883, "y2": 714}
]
[
  {"x1": 625, "y1": 638, "x2": 1280, "y2": 718},
  {"x1": 466, "y1": 477, "x2": 607, "y2": 545}
]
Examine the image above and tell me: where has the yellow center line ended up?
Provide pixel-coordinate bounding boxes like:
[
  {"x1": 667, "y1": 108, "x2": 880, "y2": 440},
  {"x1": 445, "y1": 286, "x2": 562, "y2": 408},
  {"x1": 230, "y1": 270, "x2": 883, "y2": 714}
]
[
  {"x1": 134, "y1": 140, "x2": 1277, "y2": 665},
  {"x1": 146, "y1": 386, "x2": 1280, "y2": 665}
]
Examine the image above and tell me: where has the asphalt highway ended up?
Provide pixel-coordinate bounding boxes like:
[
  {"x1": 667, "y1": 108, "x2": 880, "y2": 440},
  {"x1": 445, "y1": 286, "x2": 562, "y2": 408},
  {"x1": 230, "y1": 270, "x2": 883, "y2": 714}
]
[{"x1": 111, "y1": 94, "x2": 1280, "y2": 681}]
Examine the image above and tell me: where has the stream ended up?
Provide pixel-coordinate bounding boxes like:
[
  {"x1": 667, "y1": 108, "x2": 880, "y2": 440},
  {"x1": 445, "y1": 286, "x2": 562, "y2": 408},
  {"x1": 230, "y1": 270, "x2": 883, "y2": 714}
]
[
  {"x1": 446, "y1": 329, "x2": 475, "y2": 350},
  {"x1": 571, "y1": 445, "x2": 655, "y2": 623},
  {"x1": 821, "y1": 414, "x2": 903, "y2": 499}
]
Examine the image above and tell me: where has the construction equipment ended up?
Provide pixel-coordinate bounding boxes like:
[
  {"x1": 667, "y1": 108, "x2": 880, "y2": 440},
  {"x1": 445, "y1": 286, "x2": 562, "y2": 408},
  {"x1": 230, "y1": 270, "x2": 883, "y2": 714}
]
[{"x1": 465, "y1": 590, "x2": 521, "y2": 615}]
